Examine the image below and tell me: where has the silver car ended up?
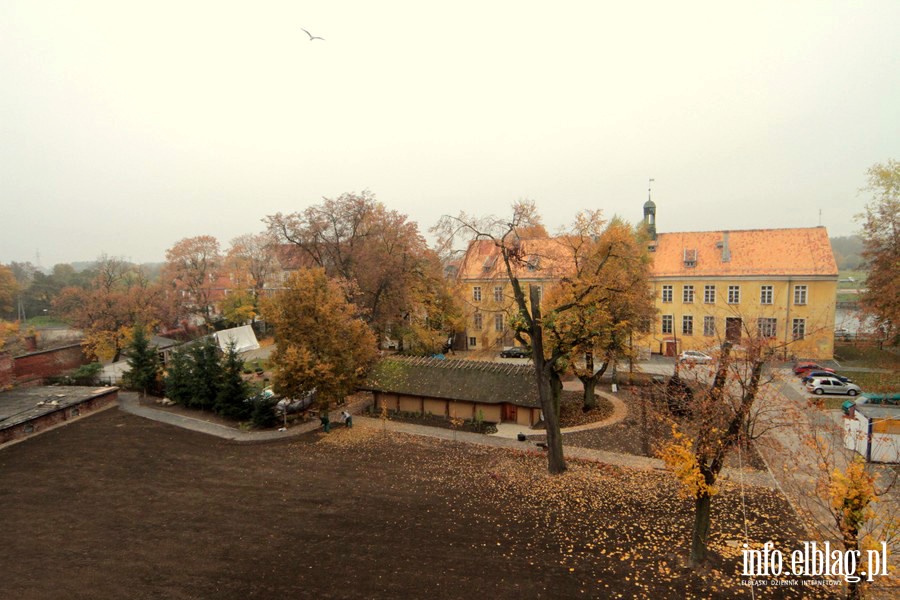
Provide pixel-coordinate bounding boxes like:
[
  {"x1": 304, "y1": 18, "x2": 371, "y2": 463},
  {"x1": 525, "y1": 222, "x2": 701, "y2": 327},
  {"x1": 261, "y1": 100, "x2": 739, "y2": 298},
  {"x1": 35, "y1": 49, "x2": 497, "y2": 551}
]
[{"x1": 806, "y1": 376, "x2": 862, "y2": 397}]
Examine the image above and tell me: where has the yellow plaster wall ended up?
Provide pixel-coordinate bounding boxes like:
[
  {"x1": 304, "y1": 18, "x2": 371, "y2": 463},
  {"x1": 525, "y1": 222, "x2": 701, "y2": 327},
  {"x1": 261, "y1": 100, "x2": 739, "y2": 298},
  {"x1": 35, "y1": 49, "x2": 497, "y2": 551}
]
[{"x1": 642, "y1": 277, "x2": 837, "y2": 359}]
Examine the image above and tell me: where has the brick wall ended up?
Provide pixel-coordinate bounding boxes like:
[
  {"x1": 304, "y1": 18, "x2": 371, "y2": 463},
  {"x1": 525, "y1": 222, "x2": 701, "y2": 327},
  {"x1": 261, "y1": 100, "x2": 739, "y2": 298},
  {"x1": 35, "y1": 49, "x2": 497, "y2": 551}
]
[
  {"x1": 0, "y1": 388, "x2": 118, "y2": 446},
  {"x1": 0, "y1": 352, "x2": 13, "y2": 389},
  {"x1": 14, "y1": 344, "x2": 87, "y2": 385}
]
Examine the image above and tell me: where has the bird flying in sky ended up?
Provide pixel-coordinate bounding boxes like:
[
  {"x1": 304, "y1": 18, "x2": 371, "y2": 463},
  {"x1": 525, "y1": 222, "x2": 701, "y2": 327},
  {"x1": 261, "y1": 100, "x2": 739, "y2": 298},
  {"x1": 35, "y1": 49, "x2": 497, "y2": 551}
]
[{"x1": 302, "y1": 28, "x2": 325, "y2": 41}]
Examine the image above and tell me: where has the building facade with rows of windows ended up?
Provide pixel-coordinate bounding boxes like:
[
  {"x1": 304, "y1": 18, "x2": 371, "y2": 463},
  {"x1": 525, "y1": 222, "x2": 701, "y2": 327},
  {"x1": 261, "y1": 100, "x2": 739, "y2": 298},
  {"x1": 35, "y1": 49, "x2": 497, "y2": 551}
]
[
  {"x1": 455, "y1": 238, "x2": 569, "y2": 352},
  {"x1": 455, "y1": 202, "x2": 838, "y2": 360},
  {"x1": 639, "y1": 199, "x2": 838, "y2": 359}
]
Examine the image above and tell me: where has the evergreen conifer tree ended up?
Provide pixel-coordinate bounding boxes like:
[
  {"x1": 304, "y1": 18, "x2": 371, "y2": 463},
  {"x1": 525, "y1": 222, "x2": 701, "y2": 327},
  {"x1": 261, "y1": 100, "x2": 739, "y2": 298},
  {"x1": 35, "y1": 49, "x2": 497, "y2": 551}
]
[
  {"x1": 164, "y1": 347, "x2": 194, "y2": 405},
  {"x1": 124, "y1": 323, "x2": 161, "y2": 397},
  {"x1": 189, "y1": 336, "x2": 222, "y2": 411},
  {"x1": 215, "y1": 342, "x2": 250, "y2": 419}
]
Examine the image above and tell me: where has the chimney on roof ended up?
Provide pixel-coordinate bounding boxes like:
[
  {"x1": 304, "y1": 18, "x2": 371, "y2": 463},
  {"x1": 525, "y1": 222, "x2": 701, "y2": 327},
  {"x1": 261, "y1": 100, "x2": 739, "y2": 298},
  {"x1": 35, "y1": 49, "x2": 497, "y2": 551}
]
[{"x1": 720, "y1": 231, "x2": 731, "y2": 262}]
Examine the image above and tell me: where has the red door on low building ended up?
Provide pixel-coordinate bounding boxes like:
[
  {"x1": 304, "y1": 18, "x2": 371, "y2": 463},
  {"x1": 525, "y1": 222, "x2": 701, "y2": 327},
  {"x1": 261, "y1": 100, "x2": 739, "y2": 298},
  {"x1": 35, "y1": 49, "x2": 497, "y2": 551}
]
[
  {"x1": 502, "y1": 404, "x2": 517, "y2": 423},
  {"x1": 664, "y1": 340, "x2": 677, "y2": 357}
]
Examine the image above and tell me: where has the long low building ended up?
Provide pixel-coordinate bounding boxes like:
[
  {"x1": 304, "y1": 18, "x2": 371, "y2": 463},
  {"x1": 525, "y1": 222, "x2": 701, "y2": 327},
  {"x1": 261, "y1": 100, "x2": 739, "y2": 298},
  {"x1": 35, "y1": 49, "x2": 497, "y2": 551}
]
[
  {"x1": 0, "y1": 386, "x2": 119, "y2": 447},
  {"x1": 361, "y1": 356, "x2": 542, "y2": 426}
]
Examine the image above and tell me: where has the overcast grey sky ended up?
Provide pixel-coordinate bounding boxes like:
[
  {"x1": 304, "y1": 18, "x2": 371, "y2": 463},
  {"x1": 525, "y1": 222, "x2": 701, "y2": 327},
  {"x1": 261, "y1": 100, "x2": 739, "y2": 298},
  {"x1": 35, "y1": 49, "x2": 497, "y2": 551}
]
[{"x1": 1, "y1": 1, "x2": 898, "y2": 267}]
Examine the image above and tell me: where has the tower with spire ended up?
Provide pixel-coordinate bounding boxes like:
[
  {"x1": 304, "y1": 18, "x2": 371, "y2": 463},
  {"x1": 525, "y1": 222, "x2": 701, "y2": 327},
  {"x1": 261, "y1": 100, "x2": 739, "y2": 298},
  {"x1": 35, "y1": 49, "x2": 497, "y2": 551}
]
[{"x1": 643, "y1": 178, "x2": 657, "y2": 240}]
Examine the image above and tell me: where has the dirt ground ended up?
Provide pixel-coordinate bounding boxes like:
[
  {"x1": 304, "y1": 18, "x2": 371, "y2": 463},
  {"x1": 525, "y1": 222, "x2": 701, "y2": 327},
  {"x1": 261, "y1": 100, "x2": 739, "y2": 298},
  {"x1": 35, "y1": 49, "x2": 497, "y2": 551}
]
[{"x1": 0, "y1": 409, "x2": 838, "y2": 599}]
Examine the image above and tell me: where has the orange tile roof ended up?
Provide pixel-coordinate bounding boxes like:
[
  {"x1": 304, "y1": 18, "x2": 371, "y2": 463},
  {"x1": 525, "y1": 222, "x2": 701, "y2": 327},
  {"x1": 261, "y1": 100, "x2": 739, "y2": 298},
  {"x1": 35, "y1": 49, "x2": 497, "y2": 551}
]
[
  {"x1": 457, "y1": 238, "x2": 574, "y2": 281},
  {"x1": 651, "y1": 227, "x2": 837, "y2": 278}
]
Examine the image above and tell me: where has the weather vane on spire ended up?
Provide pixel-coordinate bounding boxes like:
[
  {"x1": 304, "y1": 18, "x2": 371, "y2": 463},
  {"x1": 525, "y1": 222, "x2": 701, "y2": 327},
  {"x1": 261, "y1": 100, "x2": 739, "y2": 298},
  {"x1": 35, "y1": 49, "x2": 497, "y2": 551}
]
[{"x1": 648, "y1": 178, "x2": 655, "y2": 201}]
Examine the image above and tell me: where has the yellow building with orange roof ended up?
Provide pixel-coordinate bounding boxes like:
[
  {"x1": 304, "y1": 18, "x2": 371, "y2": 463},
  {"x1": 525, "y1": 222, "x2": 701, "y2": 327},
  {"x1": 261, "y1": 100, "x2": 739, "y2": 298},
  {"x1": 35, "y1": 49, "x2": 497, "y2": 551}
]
[
  {"x1": 455, "y1": 237, "x2": 572, "y2": 352},
  {"x1": 455, "y1": 201, "x2": 839, "y2": 360}
]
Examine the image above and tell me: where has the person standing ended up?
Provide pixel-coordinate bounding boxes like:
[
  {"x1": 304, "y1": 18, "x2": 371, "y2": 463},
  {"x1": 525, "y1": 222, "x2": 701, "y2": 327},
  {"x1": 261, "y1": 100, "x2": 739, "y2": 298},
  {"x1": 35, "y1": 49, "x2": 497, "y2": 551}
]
[{"x1": 341, "y1": 410, "x2": 353, "y2": 428}]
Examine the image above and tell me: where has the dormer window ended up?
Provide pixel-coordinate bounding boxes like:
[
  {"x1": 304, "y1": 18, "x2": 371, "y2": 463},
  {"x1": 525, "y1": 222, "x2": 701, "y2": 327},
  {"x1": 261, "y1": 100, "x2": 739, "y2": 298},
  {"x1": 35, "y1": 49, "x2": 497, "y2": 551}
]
[
  {"x1": 683, "y1": 248, "x2": 697, "y2": 268},
  {"x1": 526, "y1": 256, "x2": 541, "y2": 271}
]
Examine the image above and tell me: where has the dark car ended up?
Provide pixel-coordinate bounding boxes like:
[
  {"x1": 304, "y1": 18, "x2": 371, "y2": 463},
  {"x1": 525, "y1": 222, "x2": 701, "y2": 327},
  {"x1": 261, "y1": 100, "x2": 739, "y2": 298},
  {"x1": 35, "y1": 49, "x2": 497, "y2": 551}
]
[
  {"x1": 500, "y1": 347, "x2": 531, "y2": 359},
  {"x1": 802, "y1": 371, "x2": 851, "y2": 384}
]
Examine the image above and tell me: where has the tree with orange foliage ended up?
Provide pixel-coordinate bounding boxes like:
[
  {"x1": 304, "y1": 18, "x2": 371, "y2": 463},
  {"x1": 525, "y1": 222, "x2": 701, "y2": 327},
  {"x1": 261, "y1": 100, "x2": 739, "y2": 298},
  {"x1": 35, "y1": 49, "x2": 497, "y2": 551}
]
[
  {"x1": 857, "y1": 159, "x2": 899, "y2": 345},
  {"x1": 265, "y1": 191, "x2": 450, "y2": 346},
  {"x1": 163, "y1": 235, "x2": 222, "y2": 327},
  {"x1": 54, "y1": 256, "x2": 171, "y2": 361},
  {"x1": 226, "y1": 232, "x2": 279, "y2": 299},
  {"x1": 436, "y1": 204, "x2": 652, "y2": 474}
]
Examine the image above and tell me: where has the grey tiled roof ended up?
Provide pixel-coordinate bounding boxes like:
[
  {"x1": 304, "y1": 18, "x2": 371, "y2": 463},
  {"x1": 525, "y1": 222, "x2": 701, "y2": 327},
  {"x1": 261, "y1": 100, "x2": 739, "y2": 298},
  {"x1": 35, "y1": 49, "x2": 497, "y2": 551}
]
[{"x1": 361, "y1": 357, "x2": 540, "y2": 408}]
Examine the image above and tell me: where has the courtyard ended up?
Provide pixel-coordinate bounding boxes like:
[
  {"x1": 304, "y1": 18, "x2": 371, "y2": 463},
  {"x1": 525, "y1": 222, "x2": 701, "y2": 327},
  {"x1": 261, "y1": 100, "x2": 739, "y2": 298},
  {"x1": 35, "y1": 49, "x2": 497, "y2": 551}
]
[{"x1": 0, "y1": 407, "x2": 843, "y2": 599}]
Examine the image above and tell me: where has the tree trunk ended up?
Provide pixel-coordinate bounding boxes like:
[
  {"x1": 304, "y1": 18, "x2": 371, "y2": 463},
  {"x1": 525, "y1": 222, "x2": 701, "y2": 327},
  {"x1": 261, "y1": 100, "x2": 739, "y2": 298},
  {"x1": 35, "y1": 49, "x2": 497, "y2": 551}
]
[
  {"x1": 529, "y1": 286, "x2": 567, "y2": 474},
  {"x1": 690, "y1": 491, "x2": 712, "y2": 566},
  {"x1": 578, "y1": 352, "x2": 607, "y2": 411},
  {"x1": 581, "y1": 376, "x2": 597, "y2": 410}
]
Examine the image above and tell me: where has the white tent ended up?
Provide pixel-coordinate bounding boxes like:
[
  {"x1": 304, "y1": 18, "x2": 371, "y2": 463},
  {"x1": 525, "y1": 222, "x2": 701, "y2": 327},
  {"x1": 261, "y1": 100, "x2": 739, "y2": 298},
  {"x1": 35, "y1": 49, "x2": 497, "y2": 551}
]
[{"x1": 213, "y1": 325, "x2": 260, "y2": 354}]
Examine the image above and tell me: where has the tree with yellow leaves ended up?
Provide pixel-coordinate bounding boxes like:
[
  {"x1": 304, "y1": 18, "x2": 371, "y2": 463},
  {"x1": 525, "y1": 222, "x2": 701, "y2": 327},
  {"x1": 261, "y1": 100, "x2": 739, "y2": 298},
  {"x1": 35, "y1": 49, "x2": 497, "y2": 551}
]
[
  {"x1": 544, "y1": 217, "x2": 655, "y2": 410},
  {"x1": 0, "y1": 264, "x2": 18, "y2": 318},
  {"x1": 262, "y1": 268, "x2": 378, "y2": 410},
  {"x1": 793, "y1": 418, "x2": 898, "y2": 600},
  {"x1": 659, "y1": 339, "x2": 770, "y2": 566}
]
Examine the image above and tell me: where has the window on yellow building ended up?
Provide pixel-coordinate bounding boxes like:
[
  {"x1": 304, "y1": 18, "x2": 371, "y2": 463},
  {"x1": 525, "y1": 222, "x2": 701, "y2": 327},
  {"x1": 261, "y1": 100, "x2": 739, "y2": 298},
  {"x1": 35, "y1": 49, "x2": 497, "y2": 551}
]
[
  {"x1": 682, "y1": 315, "x2": 694, "y2": 335},
  {"x1": 493, "y1": 286, "x2": 503, "y2": 302},
  {"x1": 760, "y1": 285, "x2": 773, "y2": 305},
  {"x1": 469, "y1": 336, "x2": 477, "y2": 347},
  {"x1": 727, "y1": 285, "x2": 741, "y2": 304},
  {"x1": 703, "y1": 316, "x2": 715, "y2": 336},
  {"x1": 704, "y1": 285, "x2": 716, "y2": 304},
  {"x1": 757, "y1": 317, "x2": 777, "y2": 338},
  {"x1": 662, "y1": 285, "x2": 673, "y2": 303},
  {"x1": 473, "y1": 312, "x2": 483, "y2": 330},
  {"x1": 473, "y1": 286, "x2": 482, "y2": 302},
  {"x1": 494, "y1": 313, "x2": 504, "y2": 332},
  {"x1": 662, "y1": 315, "x2": 673, "y2": 334},
  {"x1": 683, "y1": 285, "x2": 694, "y2": 303},
  {"x1": 793, "y1": 285, "x2": 807, "y2": 305},
  {"x1": 792, "y1": 318, "x2": 806, "y2": 340}
]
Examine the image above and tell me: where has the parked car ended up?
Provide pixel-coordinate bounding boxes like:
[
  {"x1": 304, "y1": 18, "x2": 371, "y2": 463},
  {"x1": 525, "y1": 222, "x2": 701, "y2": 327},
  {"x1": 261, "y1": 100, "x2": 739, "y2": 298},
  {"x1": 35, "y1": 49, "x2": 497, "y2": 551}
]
[
  {"x1": 678, "y1": 350, "x2": 713, "y2": 364},
  {"x1": 795, "y1": 364, "x2": 835, "y2": 377},
  {"x1": 793, "y1": 361, "x2": 824, "y2": 375},
  {"x1": 500, "y1": 346, "x2": 530, "y2": 358},
  {"x1": 806, "y1": 377, "x2": 862, "y2": 396},
  {"x1": 801, "y1": 371, "x2": 852, "y2": 384}
]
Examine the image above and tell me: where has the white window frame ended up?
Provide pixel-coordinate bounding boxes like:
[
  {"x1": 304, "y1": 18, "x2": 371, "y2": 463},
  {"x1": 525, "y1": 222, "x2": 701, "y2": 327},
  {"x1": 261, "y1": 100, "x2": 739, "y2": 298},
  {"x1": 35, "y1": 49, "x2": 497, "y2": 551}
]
[
  {"x1": 704, "y1": 285, "x2": 716, "y2": 304},
  {"x1": 682, "y1": 315, "x2": 694, "y2": 336},
  {"x1": 757, "y1": 317, "x2": 777, "y2": 338},
  {"x1": 793, "y1": 285, "x2": 807, "y2": 305},
  {"x1": 760, "y1": 285, "x2": 773, "y2": 305},
  {"x1": 792, "y1": 318, "x2": 806, "y2": 340},
  {"x1": 662, "y1": 285, "x2": 673, "y2": 303},
  {"x1": 472, "y1": 286, "x2": 482, "y2": 302},
  {"x1": 473, "y1": 312, "x2": 482, "y2": 330},
  {"x1": 703, "y1": 316, "x2": 715, "y2": 337},
  {"x1": 494, "y1": 313, "x2": 504, "y2": 332},
  {"x1": 683, "y1": 285, "x2": 694, "y2": 304},
  {"x1": 662, "y1": 315, "x2": 673, "y2": 334},
  {"x1": 493, "y1": 286, "x2": 503, "y2": 303},
  {"x1": 727, "y1": 285, "x2": 741, "y2": 304}
]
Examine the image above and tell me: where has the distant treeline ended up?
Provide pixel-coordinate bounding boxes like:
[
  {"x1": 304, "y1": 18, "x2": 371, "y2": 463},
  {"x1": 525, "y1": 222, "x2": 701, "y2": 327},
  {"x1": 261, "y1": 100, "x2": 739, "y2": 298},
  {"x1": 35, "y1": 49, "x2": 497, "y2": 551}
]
[{"x1": 830, "y1": 235, "x2": 864, "y2": 270}]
